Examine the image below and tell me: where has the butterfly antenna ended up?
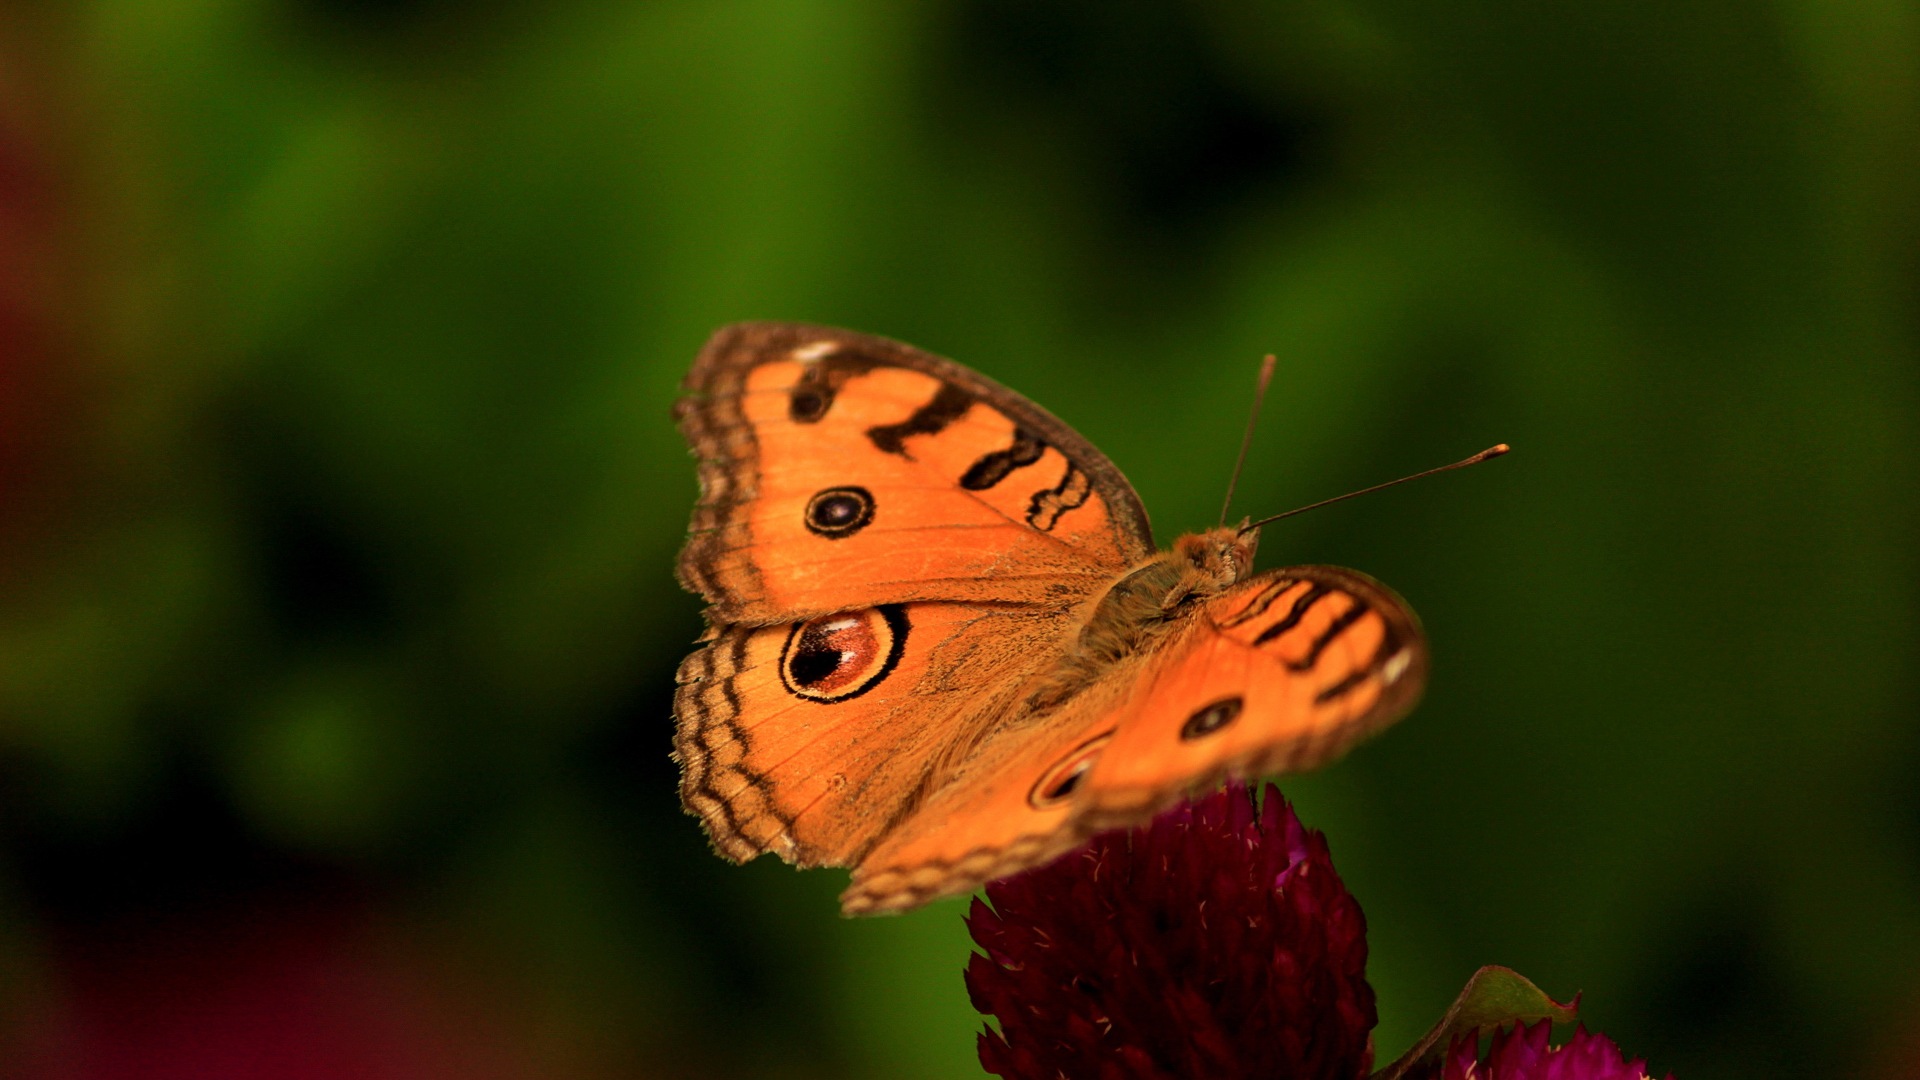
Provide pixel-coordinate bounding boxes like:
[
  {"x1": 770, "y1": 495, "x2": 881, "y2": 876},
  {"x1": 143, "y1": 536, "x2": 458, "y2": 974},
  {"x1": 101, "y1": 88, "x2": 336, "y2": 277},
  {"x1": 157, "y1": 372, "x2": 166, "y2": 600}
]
[
  {"x1": 1218, "y1": 353, "x2": 1279, "y2": 528},
  {"x1": 1239, "y1": 444, "x2": 1512, "y2": 534}
]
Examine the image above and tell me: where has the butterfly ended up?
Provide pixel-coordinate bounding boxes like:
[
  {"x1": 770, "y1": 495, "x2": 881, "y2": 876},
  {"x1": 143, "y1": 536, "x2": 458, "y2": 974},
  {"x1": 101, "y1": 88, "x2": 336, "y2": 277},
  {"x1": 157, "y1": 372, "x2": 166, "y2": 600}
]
[{"x1": 673, "y1": 323, "x2": 1431, "y2": 914}]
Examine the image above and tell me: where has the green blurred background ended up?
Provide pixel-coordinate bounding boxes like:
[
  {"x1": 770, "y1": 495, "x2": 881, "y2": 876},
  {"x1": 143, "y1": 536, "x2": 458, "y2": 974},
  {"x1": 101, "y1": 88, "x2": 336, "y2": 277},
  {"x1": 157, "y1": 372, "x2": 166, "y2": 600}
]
[{"x1": 0, "y1": 1, "x2": 1915, "y2": 1077}]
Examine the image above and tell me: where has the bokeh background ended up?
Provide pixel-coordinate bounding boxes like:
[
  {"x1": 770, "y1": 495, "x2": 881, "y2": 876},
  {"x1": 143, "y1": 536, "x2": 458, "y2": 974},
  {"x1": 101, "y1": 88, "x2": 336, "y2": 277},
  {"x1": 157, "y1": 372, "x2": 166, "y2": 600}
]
[{"x1": 1, "y1": 1, "x2": 1916, "y2": 1077}]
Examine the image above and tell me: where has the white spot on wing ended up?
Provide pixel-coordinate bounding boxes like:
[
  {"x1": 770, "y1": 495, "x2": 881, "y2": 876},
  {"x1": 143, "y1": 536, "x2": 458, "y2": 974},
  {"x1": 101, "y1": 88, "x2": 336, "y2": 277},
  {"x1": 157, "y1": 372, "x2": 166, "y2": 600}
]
[
  {"x1": 792, "y1": 340, "x2": 838, "y2": 363},
  {"x1": 1381, "y1": 649, "x2": 1411, "y2": 684}
]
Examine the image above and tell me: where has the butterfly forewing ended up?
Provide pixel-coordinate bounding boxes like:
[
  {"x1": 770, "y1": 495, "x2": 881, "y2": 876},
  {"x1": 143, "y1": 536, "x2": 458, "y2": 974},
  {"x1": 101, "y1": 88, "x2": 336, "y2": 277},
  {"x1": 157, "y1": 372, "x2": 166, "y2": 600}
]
[
  {"x1": 676, "y1": 323, "x2": 1154, "y2": 625},
  {"x1": 1082, "y1": 566, "x2": 1427, "y2": 823},
  {"x1": 840, "y1": 566, "x2": 1425, "y2": 913}
]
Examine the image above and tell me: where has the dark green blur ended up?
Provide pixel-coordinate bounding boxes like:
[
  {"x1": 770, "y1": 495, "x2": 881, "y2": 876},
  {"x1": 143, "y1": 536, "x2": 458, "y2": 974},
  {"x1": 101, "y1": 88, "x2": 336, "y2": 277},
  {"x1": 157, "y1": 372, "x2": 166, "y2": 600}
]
[{"x1": 0, "y1": 2, "x2": 1914, "y2": 1078}]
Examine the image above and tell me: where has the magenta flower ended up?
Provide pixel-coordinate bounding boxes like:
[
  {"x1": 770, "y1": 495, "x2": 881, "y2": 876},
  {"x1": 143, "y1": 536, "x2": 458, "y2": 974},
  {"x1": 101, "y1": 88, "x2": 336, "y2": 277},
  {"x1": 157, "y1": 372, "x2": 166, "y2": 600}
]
[
  {"x1": 964, "y1": 784, "x2": 1374, "y2": 1080},
  {"x1": 1422, "y1": 1021, "x2": 1673, "y2": 1080},
  {"x1": 964, "y1": 784, "x2": 1679, "y2": 1080}
]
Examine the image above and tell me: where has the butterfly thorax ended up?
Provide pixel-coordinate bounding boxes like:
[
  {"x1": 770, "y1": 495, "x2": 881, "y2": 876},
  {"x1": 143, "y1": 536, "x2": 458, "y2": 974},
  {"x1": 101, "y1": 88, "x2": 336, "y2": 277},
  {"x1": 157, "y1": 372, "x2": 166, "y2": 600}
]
[{"x1": 1028, "y1": 527, "x2": 1258, "y2": 711}]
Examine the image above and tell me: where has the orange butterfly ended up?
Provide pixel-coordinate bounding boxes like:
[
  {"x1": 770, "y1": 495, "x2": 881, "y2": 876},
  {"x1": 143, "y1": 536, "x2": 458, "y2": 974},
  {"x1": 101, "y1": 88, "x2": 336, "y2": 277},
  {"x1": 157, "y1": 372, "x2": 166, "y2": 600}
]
[{"x1": 675, "y1": 323, "x2": 1447, "y2": 914}]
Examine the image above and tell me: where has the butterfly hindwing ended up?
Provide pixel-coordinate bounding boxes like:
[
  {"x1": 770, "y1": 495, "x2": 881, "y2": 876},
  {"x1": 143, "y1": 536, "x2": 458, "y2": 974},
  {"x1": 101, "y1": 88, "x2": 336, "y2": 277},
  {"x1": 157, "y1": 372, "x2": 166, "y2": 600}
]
[
  {"x1": 676, "y1": 323, "x2": 1155, "y2": 625},
  {"x1": 837, "y1": 667, "x2": 1138, "y2": 914},
  {"x1": 675, "y1": 601, "x2": 1077, "y2": 867}
]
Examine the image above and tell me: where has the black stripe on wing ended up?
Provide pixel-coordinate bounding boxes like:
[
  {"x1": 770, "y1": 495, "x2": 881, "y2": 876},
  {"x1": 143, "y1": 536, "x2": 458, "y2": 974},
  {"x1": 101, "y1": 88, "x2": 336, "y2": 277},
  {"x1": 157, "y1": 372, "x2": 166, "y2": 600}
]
[{"x1": 1215, "y1": 568, "x2": 1426, "y2": 710}]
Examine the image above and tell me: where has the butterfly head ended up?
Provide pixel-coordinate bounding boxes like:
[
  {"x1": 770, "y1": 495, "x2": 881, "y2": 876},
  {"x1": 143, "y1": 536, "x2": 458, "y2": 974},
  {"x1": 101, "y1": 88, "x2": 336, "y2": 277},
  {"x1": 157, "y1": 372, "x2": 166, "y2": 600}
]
[{"x1": 1174, "y1": 526, "x2": 1260, "y2": 593}]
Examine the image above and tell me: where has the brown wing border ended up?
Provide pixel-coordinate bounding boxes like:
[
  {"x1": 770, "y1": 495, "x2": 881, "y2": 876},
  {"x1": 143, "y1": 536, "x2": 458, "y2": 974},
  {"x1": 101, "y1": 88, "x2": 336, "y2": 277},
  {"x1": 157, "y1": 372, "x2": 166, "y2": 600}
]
[{"x1": 674, "y1": 322, "x2": 1156, "y2": 615}]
